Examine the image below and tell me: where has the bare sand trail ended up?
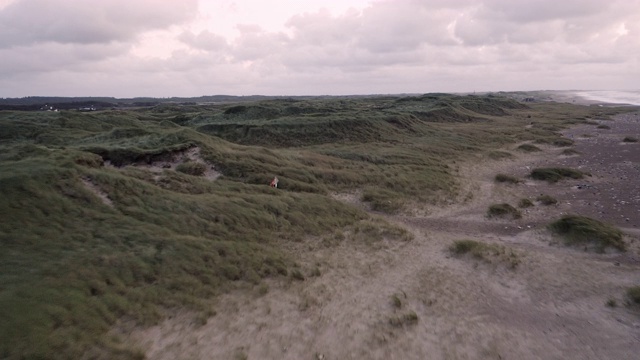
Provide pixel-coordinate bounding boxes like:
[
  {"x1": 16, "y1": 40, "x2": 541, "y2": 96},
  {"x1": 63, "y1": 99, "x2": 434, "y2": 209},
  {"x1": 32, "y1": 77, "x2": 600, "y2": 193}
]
[{"x1": 128, "y1": 111, "x2": 640, "y2": 360}]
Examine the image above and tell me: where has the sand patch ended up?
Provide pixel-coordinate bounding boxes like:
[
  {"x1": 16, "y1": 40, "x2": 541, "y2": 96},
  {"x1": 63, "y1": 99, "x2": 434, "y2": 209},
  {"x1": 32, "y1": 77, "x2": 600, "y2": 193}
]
[
  {"x1": 81, "y1": 177, "x2": 113, "y2": 206},
  {"x1": 106, "y1": 146, "x2": 221, "y2": 181}
]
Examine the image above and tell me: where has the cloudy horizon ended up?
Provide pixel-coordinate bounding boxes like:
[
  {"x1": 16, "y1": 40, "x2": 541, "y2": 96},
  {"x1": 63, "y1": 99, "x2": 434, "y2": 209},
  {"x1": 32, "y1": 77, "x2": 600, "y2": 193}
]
[{"x1": 1, "y1": 0, "x2": 638, "y2": 98}]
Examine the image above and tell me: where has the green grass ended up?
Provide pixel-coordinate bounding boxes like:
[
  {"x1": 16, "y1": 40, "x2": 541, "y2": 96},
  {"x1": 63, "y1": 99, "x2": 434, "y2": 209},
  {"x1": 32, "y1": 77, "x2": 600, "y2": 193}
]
[
  {"x1": 548, "y1": 215, "x2": 626, "y2": 252},
  {"x1": 0, "y1": 95, "x2": 633, "y2": 358},
  {"x1": 530, "y1": 167, "x2": 586, "y2": 183},
  {"x1": 449, "y1": 240, "x2": 520, "y2": 269},
  {"x1": 487, "y1": 203, "x2": 522, "y2": 219}
]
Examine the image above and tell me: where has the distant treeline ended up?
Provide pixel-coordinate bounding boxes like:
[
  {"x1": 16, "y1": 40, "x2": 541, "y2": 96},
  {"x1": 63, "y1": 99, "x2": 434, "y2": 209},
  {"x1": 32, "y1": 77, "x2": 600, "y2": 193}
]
[
  {"x1": 0, "y1": 94, "x2": 415, "y2": 111},
  {"x1": 0, "y1": 95, "x2": 307, "y2": 111}
]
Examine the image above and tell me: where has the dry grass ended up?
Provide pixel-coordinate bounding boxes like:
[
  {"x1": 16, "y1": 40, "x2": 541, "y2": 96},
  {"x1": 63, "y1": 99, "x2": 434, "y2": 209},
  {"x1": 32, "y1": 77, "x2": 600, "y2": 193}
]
[
  {"x1": 530, "y1": 167, "x2": 586, "y2": 183},
  {"x1": 548, "y1": 215, "x2": 626, "y2": 252},
  {"x1": 449, "y1": 240, "x2": 521, "y2": 269},
  {"x1": 487, "y1": 203, "x2": 522, "y2": 219}
]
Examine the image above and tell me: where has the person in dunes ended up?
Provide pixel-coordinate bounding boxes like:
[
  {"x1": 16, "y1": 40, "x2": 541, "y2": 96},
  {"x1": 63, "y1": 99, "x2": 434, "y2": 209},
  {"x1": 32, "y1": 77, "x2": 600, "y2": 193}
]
[{"x1": 270, "y1": 176, "x2": 279, "y2": 188}]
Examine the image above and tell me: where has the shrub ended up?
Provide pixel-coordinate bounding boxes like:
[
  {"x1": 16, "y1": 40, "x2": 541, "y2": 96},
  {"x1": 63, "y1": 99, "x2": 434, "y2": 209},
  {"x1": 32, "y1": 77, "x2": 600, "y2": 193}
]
[
  {"x1": 536, "y1": 194, "x2": 558, "y2": 205},
  {"x1": 495, "y1": 173, "x2": 519, "y2": 184},
  {"x1": 487, "y1": 203, "x2": 522, "y2": 219},
  {"x1": 175, "y1": 161, "x2": 207, "y2": 176},
  {"x1": 623, "y1": 136, "x2": 638, "y2": 143},
  {"x1": 548, "y1": 215, "x2": 626, "y2": 252},
  {"x1": 530, "y1": 167, "x2": 585, "y2": 183}
]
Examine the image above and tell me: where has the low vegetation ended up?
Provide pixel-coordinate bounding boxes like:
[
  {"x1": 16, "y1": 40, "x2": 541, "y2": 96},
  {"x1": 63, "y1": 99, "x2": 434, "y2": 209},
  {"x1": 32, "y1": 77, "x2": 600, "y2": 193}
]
[
  {"x1": 487, "y1": 150, "x2": 513, "y2": 160},
  {"x1": 518, "y1": 198, "x2": 534, "y2": 208},
  {"x1": 487, "y1": 203, "x2": 522, "y2": 219},
  {"x1": 449, "y1": 240, "x2": 520, "y2": 269},
  {"x1": 495, "y1": 173, "x2": 520, "y2": 184},
  {"x1": 516, "y1": 143, "x2": 541, "y2": 152},
  {"x1": 0, "y1": 94, "x2": 630, "y2": 358},
  {"x1": 561, "y1": 148, "x2": 580, "y2": 156},
  {"x1": 623, "y1": 136, "x2": 638, "y2": 143},
  {"x1": 627, "y1": 286, "x2": 640, "y2": 305},
  {"x1": 548, "y1": 215, "x2": 626, "y2": 252},
  {"x1": 536, "y1": 194, "x2": 558, "y2": 205},
  {"x1": 389, "y1": 311, "x2": 419, "y2": 327},
  {"x1": 175, "y1": 161, "x2": 207, "y2": 176},
  {"x1": 530, "y1": 167, "x2": 586, "y2": 183},
  {"x1": 597, "y1": 124, "x2": 611, "y2": 130}
]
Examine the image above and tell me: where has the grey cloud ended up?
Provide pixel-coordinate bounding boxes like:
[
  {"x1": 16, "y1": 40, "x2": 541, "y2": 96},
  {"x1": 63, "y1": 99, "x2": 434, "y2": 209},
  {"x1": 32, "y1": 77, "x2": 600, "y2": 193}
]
[
  {"x1": 178, "y1": 30, "x2": 228, "y2": 52},
  {"x1": 479, "y1": 0, "x2": 606, "y2": 23},
  {"x1": 454, "y1": 0, "x2": 640, "y2": 46},
  {"x1": 0, "y1": 41, "x2": 130, "y2": 75},
  {"x1": 0, "y1": 0, "x2": 198, "y2": 48}
]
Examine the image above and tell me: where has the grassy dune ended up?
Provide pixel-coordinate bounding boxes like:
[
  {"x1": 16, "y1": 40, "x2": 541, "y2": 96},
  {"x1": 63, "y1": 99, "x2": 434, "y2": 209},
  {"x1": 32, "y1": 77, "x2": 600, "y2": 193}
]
[{"x1": 0, "y1": 94, "x2": 629, "y2": 358}]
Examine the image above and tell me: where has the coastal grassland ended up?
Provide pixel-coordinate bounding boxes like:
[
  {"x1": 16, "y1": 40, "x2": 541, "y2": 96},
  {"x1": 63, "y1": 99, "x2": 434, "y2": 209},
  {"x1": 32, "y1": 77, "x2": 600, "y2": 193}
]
[{"x1": 0, "y1": 96, "x2": 631, "y2": 358}]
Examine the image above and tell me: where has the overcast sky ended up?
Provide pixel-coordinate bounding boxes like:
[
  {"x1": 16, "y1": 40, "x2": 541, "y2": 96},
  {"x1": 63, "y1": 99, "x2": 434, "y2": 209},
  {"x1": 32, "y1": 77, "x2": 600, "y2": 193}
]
[{"x1": 0, "y1": 0, "x2": 638, "y2": 97}]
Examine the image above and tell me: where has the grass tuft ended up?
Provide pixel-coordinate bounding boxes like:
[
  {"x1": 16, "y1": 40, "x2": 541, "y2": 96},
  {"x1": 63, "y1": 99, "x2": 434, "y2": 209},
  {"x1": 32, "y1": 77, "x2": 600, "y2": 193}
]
[
  {"x1": 536, "y1": 194, "x2": 558, "y2": 205},
  {"x1": 495, "y1": 173, "x2": 519, "y2": 184},
  {"x1": 627, "y1": 286, "x2": 640, "y2": 305},
  {"x1": 518, "y1": 198, "x2": 534, "y2": 208},
  {"x1": 175, "y1": 161, "x2": 207, "y2": 176},
  {"x1": 449, "y1": 240, "x2": 520, "y2": 268},
  {"x1": 530, "y1": 167, "x2": 586, "y2": 183},
  {"x1": 516, "y1": 144, "x2": 541, "y2": 152},
  {"x1": 561, "y1": 148, "x2": 580, "y2": 156},
  {"x1": 548, "y1": 215, "x2": 626, "y2": 252},
  {"x1": 391, "y1": 294, "x2": 402, "y2": 309},
  {"x1": 487, "y1": 203, "x2": 522, "y2": 219},
  {"x1": 389, "y1": 311, "x2": 418, "y2": 327}
]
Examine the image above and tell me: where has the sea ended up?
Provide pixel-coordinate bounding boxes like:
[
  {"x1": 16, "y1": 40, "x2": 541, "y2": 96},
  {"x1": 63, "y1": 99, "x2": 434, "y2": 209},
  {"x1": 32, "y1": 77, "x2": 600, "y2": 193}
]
[{"x1": 573, "y1": 90, "x2": 640, "y2": 106}]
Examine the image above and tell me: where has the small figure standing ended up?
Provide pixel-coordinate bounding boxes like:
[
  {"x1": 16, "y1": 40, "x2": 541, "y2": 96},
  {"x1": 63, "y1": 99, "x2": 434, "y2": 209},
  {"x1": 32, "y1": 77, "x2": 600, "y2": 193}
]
[{"x1": 270, "y1": 176, "x2": 279, "y2": 188}]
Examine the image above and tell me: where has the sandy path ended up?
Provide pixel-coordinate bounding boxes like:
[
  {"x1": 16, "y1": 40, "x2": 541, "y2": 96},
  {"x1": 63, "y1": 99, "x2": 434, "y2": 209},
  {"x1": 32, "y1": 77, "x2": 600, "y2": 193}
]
[{"x1": 129, "y1": 112, "x2": 640, "y2": 360}]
